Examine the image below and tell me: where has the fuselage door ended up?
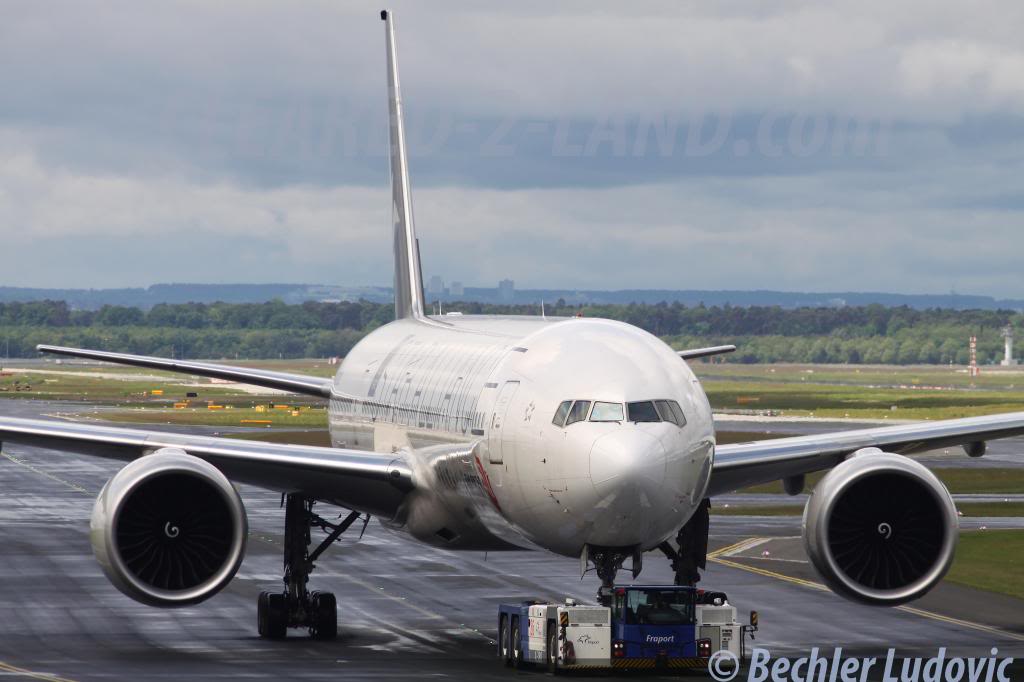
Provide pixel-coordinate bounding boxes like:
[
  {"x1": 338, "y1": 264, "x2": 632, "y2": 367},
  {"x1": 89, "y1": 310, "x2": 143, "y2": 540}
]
[{"x1": 488, "y1": 380, "x2": 520, "y2": 464}]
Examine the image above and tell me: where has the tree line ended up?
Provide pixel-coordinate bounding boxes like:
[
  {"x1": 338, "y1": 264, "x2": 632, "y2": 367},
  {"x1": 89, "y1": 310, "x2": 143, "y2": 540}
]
[{"x1": 0, "y1": 299, "x2": 1019, "y2": 364}]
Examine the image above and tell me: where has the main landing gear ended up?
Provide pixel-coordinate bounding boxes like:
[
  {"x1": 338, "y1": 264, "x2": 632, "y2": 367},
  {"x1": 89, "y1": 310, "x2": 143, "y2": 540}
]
[
  {"x1": 257, "y1": 494, "x2": 367, "y2": 639},
  {"x1": 659, "y1": 498, "x2": 710, "y2": 587}
]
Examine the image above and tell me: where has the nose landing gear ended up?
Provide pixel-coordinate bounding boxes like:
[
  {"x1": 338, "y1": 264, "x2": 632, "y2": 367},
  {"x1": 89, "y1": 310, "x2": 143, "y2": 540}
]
[
  {"x1": 258, "y1": 494, "x2": 368, "y2": 639},
  {"x1": 590, "y1": 548, "x2": 626, "y2": 587},
  {"x1": 584, "y1": 546, "x2": 642, "y2": 605},
  {"x1": 581, "y1": 499, "x2": 711, "y2": 603}
]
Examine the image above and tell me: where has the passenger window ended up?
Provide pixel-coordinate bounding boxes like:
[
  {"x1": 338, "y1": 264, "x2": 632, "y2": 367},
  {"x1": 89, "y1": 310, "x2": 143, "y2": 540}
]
[
  {"x1": 626, "y1": 401, "x2": 660, "y2": 422},
  {"x1": 590, "y1": 402, "x2": 624, "y2": 422},
  {"x1": 566, "y1": 400, "x2": 591, "y2": 425},
  {"x1": 669, "y1": 400, "x2": 687, "y2": 427},
  {"x1": 655, "y1": 400, "x2": 679, "y2": 426},
  {"x1": 552, "y1": 400, "x2": 572, "y2": 427}
]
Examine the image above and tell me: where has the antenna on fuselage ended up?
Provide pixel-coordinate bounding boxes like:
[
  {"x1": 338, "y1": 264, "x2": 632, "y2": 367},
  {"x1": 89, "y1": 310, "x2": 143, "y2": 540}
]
[{"x1": 381, "y1": 10, "x2": 426, "y2": 321}]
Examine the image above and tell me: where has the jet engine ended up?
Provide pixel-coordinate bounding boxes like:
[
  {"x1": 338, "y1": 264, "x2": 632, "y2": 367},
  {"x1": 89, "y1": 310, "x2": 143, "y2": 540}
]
[
  {"x1": 91, "y1": 448, "x2": 247, "y2": 606},
  {"x1": 802, "y1": 449, "x2": 958, "y2": 605}
]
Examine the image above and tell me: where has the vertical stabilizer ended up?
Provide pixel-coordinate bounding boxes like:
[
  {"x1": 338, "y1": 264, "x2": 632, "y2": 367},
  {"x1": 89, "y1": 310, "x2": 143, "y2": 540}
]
[{"x1": 381, "y1": 10, "x2": 426, "y2": 320}]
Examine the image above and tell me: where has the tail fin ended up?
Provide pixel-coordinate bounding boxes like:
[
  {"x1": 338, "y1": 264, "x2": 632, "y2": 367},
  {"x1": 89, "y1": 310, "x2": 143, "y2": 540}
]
[{"x1": 382, "y1": 10, "x2": 426, "y2": 320}]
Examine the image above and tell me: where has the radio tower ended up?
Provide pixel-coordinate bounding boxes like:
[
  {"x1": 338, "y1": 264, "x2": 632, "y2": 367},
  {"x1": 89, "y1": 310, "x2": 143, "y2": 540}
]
[
  {"x1": 969, "y1": 336, "x2": 980, "y2": 378},
  {"x1": 1002, "y1": 325, "x2": 1018, "y2": 366}
]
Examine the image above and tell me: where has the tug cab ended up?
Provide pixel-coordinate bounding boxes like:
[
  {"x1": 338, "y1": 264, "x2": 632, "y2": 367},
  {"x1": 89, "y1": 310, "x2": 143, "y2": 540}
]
[{"x1": 610, "y1": 585, "x2": 704, "y2": 665}]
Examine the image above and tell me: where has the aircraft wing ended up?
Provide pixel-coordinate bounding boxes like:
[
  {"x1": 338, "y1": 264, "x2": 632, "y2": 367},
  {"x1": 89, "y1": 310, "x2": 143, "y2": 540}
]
[
  {"x1": 677, "y1": 345, "x2": 736, "y2": 360},
  {"x1": 708, "y1": 411, "x2": 1024, "y2": 496},
  {"x1": 0, "y1": 416, "x2": 412, "y2": 518},
  {"x1": 36, "y1": 345, "x2": 334, "y2": 398}
]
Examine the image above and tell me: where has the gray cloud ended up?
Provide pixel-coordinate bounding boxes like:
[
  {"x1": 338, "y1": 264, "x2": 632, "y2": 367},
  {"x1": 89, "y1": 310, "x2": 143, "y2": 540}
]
[{"x1": 0, "y1": 1, "x2": 1022, "y2": 296}]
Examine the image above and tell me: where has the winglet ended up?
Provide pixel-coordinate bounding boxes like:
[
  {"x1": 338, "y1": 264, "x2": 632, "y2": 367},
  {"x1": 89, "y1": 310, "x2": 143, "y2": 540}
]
[{"x1": 382, "y1": 10, "x2": 426, "y2": 320}]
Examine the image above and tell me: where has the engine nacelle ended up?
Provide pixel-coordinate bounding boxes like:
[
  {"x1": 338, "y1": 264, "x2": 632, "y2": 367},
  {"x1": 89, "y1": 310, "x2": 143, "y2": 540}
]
[
  {"x1": 91, "y1": 448, "x2": 247, "y2": 607},
  {"x1": 802, "y1": 449, "x2": 958, "y2": 606}
]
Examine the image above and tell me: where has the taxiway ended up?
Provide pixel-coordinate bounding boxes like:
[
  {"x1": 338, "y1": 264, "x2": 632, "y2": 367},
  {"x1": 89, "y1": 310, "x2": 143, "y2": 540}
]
[{"x1": 0, "y1": 401, "x2": 1020, "y2": 680}]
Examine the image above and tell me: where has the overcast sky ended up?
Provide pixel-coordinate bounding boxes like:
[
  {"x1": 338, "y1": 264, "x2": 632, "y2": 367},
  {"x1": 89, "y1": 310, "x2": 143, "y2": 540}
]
[{"x1": 1, "y1": 1, "x2": 1022, "y2": 296}]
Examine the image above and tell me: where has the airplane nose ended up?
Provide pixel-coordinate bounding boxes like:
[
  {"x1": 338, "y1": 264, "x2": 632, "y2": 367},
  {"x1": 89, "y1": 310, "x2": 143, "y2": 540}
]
[{"x1": 589, "y1": 430, "x2": 667, "y2": 501}]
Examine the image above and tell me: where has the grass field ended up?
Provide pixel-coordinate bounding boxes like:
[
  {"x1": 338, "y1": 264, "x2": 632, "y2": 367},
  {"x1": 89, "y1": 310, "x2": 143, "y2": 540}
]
[
  {"x1": 946, "y1": 530, "x2": 1024, "y2": 600},
  {"x1": 693, "y1": 363, "x2": 1024, "y2": 390},
  {"x1": 711, "y1": 502, "x2": 1024, "y2": 517},
  {"x1": 737, "y1": 467, "x2": 1024, "y2": 495},
  {"x1": 0, "y1": 360, "x2": 332, "y2": 406},
  {"x1": 7, "y1": 359, "x2": 1024, "y2": 420},
  {"x1": 702, "y1": 381, "x2": 1024, "y2": 420},
  {"x1": 691, "y1": 363, "x2": 1024, "y2": 420},
  {"x1": 100, "y1": 406, "x2": 329, "y2": 428},
  {"x1": 0, "y1": 372, "x2": 244, "y2": 404}
]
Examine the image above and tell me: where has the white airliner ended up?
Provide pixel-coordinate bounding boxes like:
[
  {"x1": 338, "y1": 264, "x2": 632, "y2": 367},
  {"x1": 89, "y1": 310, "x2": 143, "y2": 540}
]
[{"x1": 2, "y1": 10, "x2": 1023, "y2": 640}]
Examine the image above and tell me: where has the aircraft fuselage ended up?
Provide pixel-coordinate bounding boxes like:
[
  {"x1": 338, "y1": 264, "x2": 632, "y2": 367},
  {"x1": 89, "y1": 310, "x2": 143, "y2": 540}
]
[{"x1": 327, "y1": 314, "x2": 715, "y2": 558}]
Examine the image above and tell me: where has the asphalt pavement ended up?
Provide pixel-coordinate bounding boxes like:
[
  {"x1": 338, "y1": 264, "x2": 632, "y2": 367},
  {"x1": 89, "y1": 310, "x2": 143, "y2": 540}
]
[{"x1": 0, "y1": 400, "x2": 1021, "y2": 681}]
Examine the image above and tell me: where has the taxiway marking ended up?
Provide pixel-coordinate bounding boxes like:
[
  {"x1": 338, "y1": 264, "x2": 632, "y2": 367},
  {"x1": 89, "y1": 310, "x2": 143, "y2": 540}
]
[
  {"x1": 710, "y1": 554, "x2": 1024, "y2": 643},
  {"x1": 0, "y1": 660, "x2": 78, "y2": 682},
  {"x1": 708, "y1": 537, "x2": 769, "y2": 559},
  {"x1": 1, "y1": 452, "x2": 92, "y2": 495}
]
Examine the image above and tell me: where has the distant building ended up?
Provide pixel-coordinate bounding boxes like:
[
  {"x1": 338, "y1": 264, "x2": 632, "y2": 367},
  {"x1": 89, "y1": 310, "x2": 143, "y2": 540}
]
[
  {"x1": 449, "y1": 281, "x2": 464, "y2": 297},
  {"x1": 427, "y1": 275, "x2": 445, "y2": 297},
  {"x1": 498, "y1": 279, "x2": 515, "y2": 302}
]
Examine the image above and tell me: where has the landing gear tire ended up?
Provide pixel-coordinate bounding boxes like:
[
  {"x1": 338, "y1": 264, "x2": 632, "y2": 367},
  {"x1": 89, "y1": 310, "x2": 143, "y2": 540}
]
[
  {"x1": 498, "y1": 615, "x2": 511, "y2": 666},
  {"x1": 546, "y1": 622, "x2": 561, "y2": 675},
  {"x1": 265, "y1": 592, "x2": 288, "y2": 639},
  {"x1": 309, "y1": 591, "x2": 338, "y2": 640},
  {"x1": 511, "y1": 618, "x2": 524, "y2": 669},
  {"x1": 257, "y1": 591, "x2": 269, "y2": 637}
]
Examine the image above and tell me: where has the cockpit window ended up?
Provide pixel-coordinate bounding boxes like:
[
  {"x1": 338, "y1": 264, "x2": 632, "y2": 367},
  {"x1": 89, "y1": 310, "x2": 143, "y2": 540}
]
[
  {"x1": 655, "y1": 400, "x2": 687, "y2": 427},
  {"x1": 669, "y1": 401, "x2": 687, "y2": 427},
  {"x1": 626, "y1": 401, "x2": 660, "y2": 422},
  {"x1": 590, "y1": 402, "x2": 624, "y2": 422},
  {"x1": 552, "y1": 400, "x2": 573, "y2": 427},
  {"x1": 566, "y1": 400, "x2": 592, "y2": 425},
  {"x1": 654, "y1": 400, "x2": 676, "y2": 425},
  {"x1": 557, "y1": 400, "x2": 683, "y2": 427}
]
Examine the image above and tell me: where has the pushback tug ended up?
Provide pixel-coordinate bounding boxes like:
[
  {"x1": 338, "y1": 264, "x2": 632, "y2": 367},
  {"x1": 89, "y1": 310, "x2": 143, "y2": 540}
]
[{"x1": 497, "y1": 585, "x2": 757, "y2": 673}]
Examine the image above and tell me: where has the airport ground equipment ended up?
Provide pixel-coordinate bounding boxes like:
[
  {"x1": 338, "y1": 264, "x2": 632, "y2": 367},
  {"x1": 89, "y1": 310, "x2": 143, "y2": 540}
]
[
  {"x1": 497, "y1": 585, "x2": 751, "y2": 673},
  {"x1": 696, "y1": 596, "x2": 744, "y2": 659}
]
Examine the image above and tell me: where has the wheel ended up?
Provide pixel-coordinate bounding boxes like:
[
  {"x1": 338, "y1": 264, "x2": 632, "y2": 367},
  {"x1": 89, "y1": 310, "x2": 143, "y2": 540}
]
[
  {"x1": 265, "y1": 592, "x2": 288, "y2": 639},
  {"x1": 510, "y1": 618, "x2": 523, "y2": 669},
  {"x1": 257, "y1": 591, "x2": 269, "y2": 636},
  {"x1": 498, "y1": 615, "x2": 511, "y2": 666},
  {"x1": 546, "y1": 621, "x2": 560, "y2": 674},
  {"x1": 310, "y1": 591, "x2": 337, "y2": 640}
]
